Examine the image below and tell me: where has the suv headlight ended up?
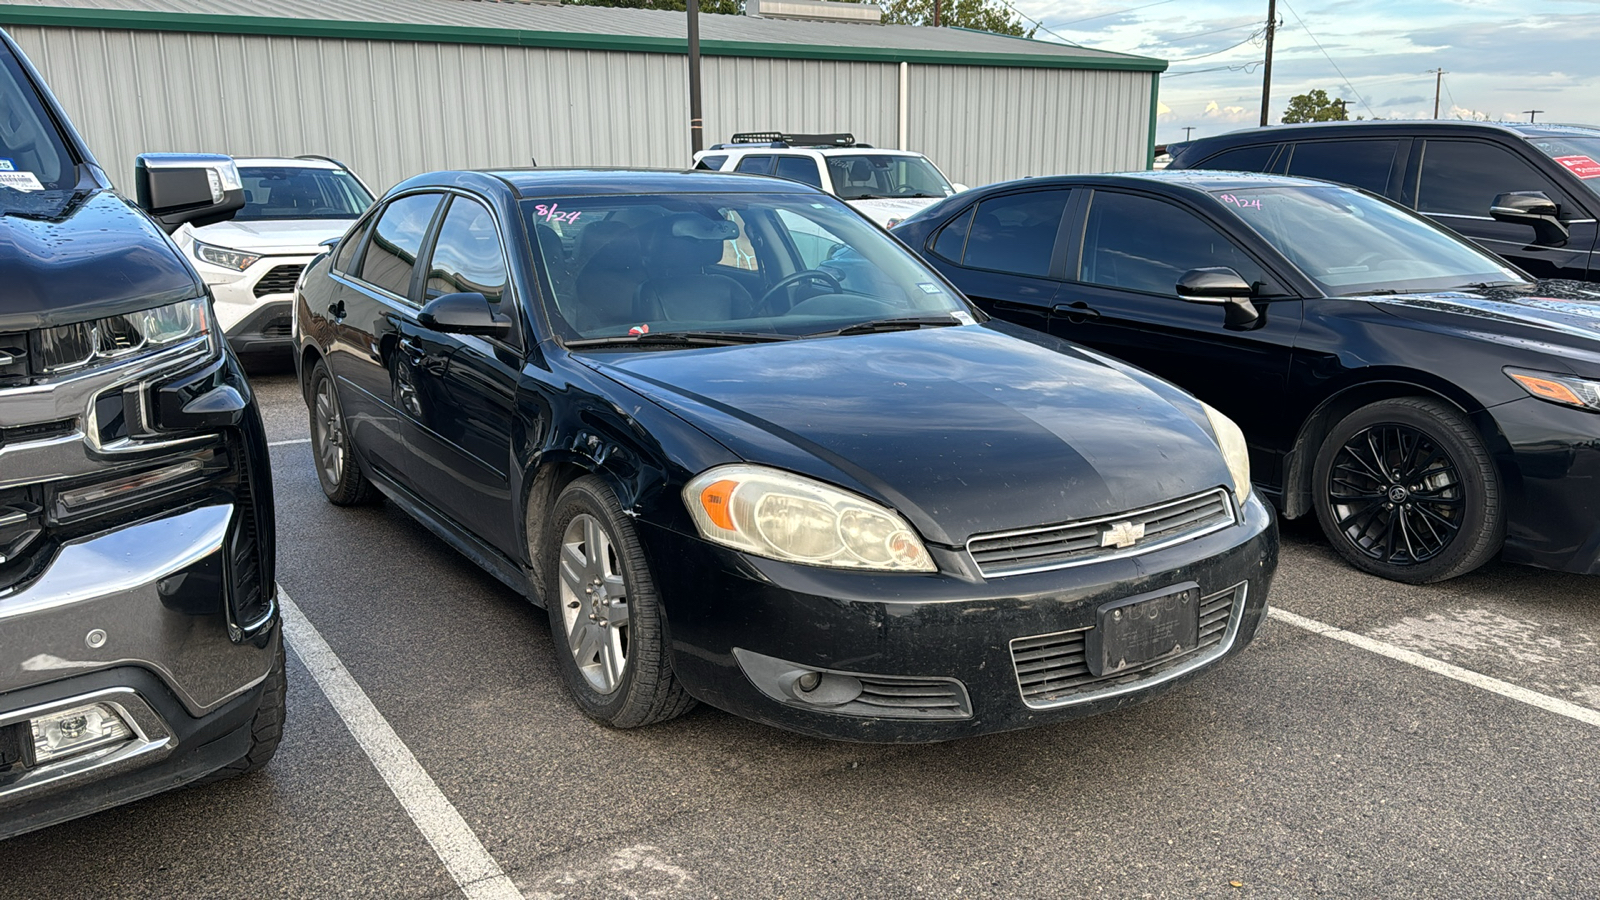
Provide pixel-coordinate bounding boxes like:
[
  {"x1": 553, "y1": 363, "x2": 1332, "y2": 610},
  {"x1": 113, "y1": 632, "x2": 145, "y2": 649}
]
[
  {"x1": 684, "y1": 465, "x2": 936, "y2": 572},
  {"x1": 31, "y1": 296, "x2": 216, "y2": 376},
  {"x1": 1201, "y1": 402, "x2": 1252, "y2": 504},
  {"x1": 194, "y1": 239, "x2": 260, "y2": 271},
  {"x1": 1506, "y1": 367, "x2": 1600, "y2": 412}
]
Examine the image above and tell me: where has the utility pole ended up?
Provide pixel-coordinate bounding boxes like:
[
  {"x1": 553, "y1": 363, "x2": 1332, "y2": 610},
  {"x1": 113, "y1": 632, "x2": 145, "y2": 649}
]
[
  {"x1": 1183, "y1": 126, "x2": 1195, "y2": 141},
  {"x1": 688, "y1": 0, "x2": 704, "y2": 153},
  {"x1": 1430, "y1": 68, "x2": 1446, "y2": 118},
  {"x1": 933, "y1": 0, "x2": 941, "y2": 27},
  {"x1": 1259, "y1": 0, "x2": 1277, "y2": 127},
  {"x1": 1522, "y1": 109, "x2": 1544, "y2": 123}
]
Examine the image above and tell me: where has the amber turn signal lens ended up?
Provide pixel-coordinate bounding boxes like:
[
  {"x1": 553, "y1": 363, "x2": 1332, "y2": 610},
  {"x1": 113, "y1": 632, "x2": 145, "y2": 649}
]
[
  {"x1": 1509, "y1": 372, "x2": 1585, "y2": 407},
  {"x1": 698, "y1": 479, "x2": 739, "y2": 530}
]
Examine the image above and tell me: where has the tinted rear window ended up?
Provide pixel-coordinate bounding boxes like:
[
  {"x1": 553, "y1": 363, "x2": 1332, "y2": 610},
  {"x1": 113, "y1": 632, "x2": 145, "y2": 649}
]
[
  {"x1": 1196, "y1": 144, "x2": 1276, "y2": 173},
  {"x1": 1285, "y1": 140, "x2": 1398, "y2": 193},
  {"x1": 960, "y1": 191, "x2": 1069, "y2": 277}
]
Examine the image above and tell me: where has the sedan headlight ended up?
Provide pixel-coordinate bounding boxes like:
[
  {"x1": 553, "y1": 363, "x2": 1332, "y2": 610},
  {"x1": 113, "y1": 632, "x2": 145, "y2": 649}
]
[
  {"x1": 194, "y1": 239, "x2": 260, "y2": 271},
  {"x1": 31, "y1": 296, "x2": 215, "y2": 375},
  {"x1": 684, "y1": 465, "x2": 936, "y2": 572},
  {"x1": 1201, "y1": 402, "x2": 1252, "y2": 504},
  {"x1": 1506, "y1": 367, "x2": 1600, "y2": 412}
]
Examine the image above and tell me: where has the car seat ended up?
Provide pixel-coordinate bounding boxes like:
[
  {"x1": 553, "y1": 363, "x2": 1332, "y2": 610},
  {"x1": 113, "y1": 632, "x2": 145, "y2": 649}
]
[
  {"x1": 635, "y1": 213, "x2": 752, "y2": 325},
  {"x1": 572, "y1": 221, "x2": 647, "y2": 333}
]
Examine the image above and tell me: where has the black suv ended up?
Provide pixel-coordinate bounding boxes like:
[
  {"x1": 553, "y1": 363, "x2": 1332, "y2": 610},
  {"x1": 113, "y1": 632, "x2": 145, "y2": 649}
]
[
  {"x1": 1168, "y1": 121, "x2": 1600, "y2": 282},
  {"x1": 1, "y1": 29, "x2": 282, "y2": 839}
]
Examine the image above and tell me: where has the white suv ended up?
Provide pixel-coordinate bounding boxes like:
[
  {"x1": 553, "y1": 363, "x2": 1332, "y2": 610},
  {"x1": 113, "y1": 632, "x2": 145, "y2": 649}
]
[
  {"x1": 692, "y1": 133, "x2": 966, "y2": 227},
  {"x1": 174, "y1": 156, "x2": 374, "y2": 356}
]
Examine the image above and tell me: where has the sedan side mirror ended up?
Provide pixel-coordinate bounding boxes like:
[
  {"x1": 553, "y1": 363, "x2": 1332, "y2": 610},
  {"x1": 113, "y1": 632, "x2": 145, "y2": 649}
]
[
  {"x1": 1490, "y1": 191, "x2": 1569, "y2": 246},
  {"x1": 1176, "y1": 267, "x2": 1260, "y2": 328},
  {"x1": 418, "y1": 292, "x2": 511, "y2": 338},
  {"x1": 135, "y1": 153, "x2": 246, "y2": 234}
]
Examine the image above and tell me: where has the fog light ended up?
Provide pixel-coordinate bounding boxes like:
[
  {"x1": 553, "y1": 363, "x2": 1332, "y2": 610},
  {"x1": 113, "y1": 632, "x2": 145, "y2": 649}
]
[
  {"x1": 30, "y1": 703, "x2": 133, "y2": 763},
  {"x1": 785, "y1": 672, "x2": 863, "y2": 706},
  {"x1": 796, "y1": 672, "x2": 822, "y2": 692}
]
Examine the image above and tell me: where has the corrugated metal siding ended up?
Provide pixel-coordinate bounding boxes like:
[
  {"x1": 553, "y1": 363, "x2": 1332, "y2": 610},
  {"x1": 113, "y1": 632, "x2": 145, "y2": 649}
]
[
  {"x1": 702, "y1": 57, "x2": 898, "y2": 150},
  {"x1": 8, "y1": 25, "x2": 1153, "y2": 193},
  {"x1": 909, "y1": 65, "x2": 1153, "y2": 185}
]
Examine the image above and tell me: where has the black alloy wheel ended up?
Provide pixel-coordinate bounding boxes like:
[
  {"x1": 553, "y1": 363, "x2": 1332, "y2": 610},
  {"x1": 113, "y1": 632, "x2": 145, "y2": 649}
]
[
  {"x1": 308, "y1": 360, "x2": 377, "y2": 506},
  {"x1": 1312, "y1": 397, "x2": 1503, "y2": 584}
]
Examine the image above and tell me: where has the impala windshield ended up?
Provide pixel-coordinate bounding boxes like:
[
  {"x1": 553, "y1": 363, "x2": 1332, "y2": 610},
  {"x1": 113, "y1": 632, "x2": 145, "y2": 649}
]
[{"x1": 1213, "y1": 186, "x2": 1527, "y2": 296}]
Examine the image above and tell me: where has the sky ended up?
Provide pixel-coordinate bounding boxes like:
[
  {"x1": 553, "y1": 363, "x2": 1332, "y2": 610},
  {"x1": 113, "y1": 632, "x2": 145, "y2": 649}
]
[{"x1": 1005, "y1": 0, "x2": 1600, "y2": 147}]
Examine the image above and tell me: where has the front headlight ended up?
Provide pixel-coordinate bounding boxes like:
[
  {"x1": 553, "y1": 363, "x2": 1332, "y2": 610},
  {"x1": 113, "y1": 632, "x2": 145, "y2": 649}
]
[
  {"x1": 684, "y1": 464, "x2": 936, "y2": 572},
  {"x1": 1201, "y1": 402, "x2": 1252, "y2": 504},
  {"x1": 1506, "y1": 367, "x2": 1600, "y2": 412},
  {"x1": 194, "y1": 239, "x2": 260, "y2": 271},
  {"x1": 31, "y1": 296, "x2": 216, "y2": 375}
]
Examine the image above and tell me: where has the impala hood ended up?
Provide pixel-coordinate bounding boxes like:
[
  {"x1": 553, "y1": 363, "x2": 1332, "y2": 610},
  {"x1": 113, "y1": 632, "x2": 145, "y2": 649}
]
[{"x1": 580, "y1": 323, "x2": 1236, "y2": 546}]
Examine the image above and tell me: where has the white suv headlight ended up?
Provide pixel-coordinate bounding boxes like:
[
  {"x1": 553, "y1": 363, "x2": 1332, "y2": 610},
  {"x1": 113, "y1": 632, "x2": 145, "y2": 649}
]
[
  {"x1": 194, "y1": 239, "x2": 260, "y2": 271},
  {"x1": 1201, "y1": 402, "x2": 1252, "y2": 504},
  {"x1": 684, "y1": 465, "x2": 936, "y2": 572}
]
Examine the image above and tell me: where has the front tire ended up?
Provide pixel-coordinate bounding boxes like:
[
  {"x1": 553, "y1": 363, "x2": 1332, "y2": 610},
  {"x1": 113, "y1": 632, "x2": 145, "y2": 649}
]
[
  {"x1": 1312, "y1": 397, "x2": 1503, "y2": 583},
  {"x1": 199, "y1": 637, "x2": 286, "y2": 783},
  {"x1": 308, "y1": 360, "x2": 377, "y2": 506},
  {"x1": 542, "y1": 477, "x2": 695, "y2": 728}
]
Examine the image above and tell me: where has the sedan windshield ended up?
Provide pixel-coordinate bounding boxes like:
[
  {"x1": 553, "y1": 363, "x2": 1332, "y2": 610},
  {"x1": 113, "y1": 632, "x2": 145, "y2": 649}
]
[
  {"x1": 526, "y1": 192, "x2": 974, "y2": 343},
  {"x1": 1525, "y1": 135, "x2": 1600, "y2": 197},
  {"x1": 1211, "y1": 186, "x2": 1526, "y2": 296},
  {"x1": 826, "y1": 155, "x2": 953, "y2": 200},
  {"x1": 235, "y1": 166, "x2": 373, "y2": 220}
]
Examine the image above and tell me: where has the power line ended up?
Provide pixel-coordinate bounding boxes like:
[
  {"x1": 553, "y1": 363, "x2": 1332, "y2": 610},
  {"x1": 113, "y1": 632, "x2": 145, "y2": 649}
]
[
  {"x1": 989, "y1": 0, "x2": 1085, "y2": 46},
  {"x1": 1280, "y1": 0, "x2": 1375, "y2": 119},
  {"x1": 1146, "y1": 20, "x2": 1264, "y2": 47},
  {"x1": 1443, "y1": 75, "x2": 1459, "y2": 117},
  {"x1": 1166, "y1": 29, "x2": 1266, "y2": 63},
  {"x1": 1040, "y1": 0, "x2": 1181, "y2": 30},
  {"x1": 1165, "y1": 60, "x2": 1264, "y2": 77}
]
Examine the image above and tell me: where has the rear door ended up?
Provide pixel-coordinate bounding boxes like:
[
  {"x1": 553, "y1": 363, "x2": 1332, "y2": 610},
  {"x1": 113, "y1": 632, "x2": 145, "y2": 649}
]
[
  {"x1": 918, "y1": 189, "x2": 1073, "y2": 333},
  {"x1": 400, "y1": 194, "x2": 523, "y2": 554},
  {"x1": 1408, "y1": 138, "x2": 1597, "y2": 279},
  {"x1": 326, "y1": 191, "x2": 445, "y2": 484}
]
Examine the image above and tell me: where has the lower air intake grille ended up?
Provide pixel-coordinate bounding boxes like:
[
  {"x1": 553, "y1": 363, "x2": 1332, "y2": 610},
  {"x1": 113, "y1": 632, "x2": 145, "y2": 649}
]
[
  {"x1": 849, "y1": 676, "x2": 972, "y2": 719},
  {"x1": 968, "y1": 488, "x2": 1237, "y2": 578},
  {"x1": 253, "y1": 264, "x2": 304, "y2": 298},
  {"x1": 1009, "y1": 582, "x2": 1246, "y2": 709},
  {"x1": 260, "y1": 316, "x2": 293, "y2": 339}
]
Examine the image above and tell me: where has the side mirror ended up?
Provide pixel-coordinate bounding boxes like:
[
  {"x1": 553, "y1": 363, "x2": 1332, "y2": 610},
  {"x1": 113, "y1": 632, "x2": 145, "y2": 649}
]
[
  {"x1": 135, "y1": 153, "x2": 246, "y2": 234},
  {"x1": 418, "y1": 292, "x2": 510, "y2": 338},
  {"x1": 1490, "y1": 191, "x2": 1569, "y2": 246},
  {"x1": 1176, "y1": 267, "x2": 1259, "y2": 328}
]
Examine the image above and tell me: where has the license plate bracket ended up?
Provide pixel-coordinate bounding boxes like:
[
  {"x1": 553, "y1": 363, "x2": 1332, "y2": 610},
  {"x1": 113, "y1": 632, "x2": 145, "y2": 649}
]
[{"x1": 1086, "y1": 582, "x2": 1200, "y2": 677}]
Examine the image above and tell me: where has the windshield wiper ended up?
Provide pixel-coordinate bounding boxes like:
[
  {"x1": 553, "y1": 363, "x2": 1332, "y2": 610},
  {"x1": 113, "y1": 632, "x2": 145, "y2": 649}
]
[
  {"x1": 566, "y1": 331, "x2": 795, "y2": 349},
  {"x1": 804, "y1": 316, "x2": 961, "y2": 338},
  {"x1": 1453, "y1": 280, "x2": 1531, "y2": 291}
]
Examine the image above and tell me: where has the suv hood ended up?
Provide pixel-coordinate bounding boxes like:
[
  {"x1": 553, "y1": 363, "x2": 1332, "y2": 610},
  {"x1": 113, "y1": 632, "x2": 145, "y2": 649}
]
[
  {"x1": 581, "y1": 324, "x2": 1232, "y2": 546},
  {"x1": 188, "y1": 218, "x2": 354, "y2": 254},
  {"x1": 847, "y1": 197, "x2": 946, "y2": 226},
  {"x1": 0, "y1": 188, "x2": 200, "y2": 331},
  {"x1": 1362, "y1": 279, "x2": 1600, "y2": 344}
]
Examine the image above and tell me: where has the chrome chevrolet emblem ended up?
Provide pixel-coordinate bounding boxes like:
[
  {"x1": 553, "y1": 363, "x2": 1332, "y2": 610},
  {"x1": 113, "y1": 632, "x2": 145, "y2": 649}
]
[{"x1": 1100, "y1": 520, "x2": 1145, "y2": 549}]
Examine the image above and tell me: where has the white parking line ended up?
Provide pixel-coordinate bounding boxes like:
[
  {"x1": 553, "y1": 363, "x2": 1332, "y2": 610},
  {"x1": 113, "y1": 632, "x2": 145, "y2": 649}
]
[
  {"x1": 268, "y1": 438, "x2": 311, "y2": 447},
  {"x1": 1269, "y1": 607, "x2": 1600, "y2": 730},
  {"x1": 278, "y1": 592, "x2": 526, "y2": 900}
]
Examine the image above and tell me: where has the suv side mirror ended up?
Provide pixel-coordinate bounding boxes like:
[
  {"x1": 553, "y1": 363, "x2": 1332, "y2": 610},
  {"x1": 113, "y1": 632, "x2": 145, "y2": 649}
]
[
  {"x1": 1490, "y1": 191, "x2": 1569, "y2": 246},
  {"x1": 418, "y1": 292, "x2": 510, "y2": 338},
  {"x1": 135, "y1": 153, "x2": 246, "y2": 234},
  {"x1": 1176, "y1": 267, "x2": 1259, "y2": 328}
]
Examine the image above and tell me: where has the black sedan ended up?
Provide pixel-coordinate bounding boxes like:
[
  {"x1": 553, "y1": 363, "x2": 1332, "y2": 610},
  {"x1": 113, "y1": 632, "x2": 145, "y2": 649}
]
[
  {"x1": 894, "y1": 171, "x2": 1600, "y2": 582},
  {"x1": 292, "y1": 169, "x2": 1277, "y2": 741}
]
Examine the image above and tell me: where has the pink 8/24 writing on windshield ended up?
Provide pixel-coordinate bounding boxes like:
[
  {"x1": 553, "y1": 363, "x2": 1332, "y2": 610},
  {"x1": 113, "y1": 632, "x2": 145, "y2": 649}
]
[
  {"x1": 1218, "y1": 194, "x2": 1262, "y2": 210},
  {"x1": 535, "y1": 203, "x2": 582, "y2": 224}
]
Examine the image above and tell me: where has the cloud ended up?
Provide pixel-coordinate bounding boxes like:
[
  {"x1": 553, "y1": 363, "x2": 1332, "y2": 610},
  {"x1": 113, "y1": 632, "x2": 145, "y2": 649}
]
[{"x1": 1383, "y1": 95, "x2": 1427, "y2": 106}]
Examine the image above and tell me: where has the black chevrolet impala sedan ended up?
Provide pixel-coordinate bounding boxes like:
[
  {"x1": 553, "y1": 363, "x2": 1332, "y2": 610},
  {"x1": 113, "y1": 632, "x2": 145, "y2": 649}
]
[
  {"x1": 293, "y1": 169, "x2": 1277, "y2": 740},
  {"x1": 894, "y1": 171, "x2": 1600, "y2": 583}
]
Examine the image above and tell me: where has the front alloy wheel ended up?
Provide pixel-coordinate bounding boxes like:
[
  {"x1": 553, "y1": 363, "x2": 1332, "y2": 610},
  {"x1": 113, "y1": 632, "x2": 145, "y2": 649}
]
[{"x1": 557, "y1": 513, "x2": 631, "y2": 694}]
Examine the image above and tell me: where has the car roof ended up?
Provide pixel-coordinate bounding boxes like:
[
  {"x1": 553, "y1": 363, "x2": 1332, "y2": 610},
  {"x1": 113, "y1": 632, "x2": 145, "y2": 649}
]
[
  {"x1": 391, "y1": 167, "x2": 826, "y2": 200},
  {"x1": 1182, "y1": 119, "x2": 1600, "y2": 149},
  {"x1": 233, "y1": 157, "x2": 344, "y2": 170},
  {"x1": 970, "y1": 170, "x2": 1339, "y2": 194}
]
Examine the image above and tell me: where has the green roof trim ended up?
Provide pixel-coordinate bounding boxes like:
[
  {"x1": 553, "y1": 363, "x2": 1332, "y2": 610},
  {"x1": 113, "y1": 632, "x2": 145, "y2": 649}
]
[{"x1": 0, "y1": 4, "x2": 1169, "y2": 71}]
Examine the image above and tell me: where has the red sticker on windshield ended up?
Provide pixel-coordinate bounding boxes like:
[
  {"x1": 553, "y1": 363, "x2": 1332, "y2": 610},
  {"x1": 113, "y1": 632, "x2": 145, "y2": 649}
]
[{"x1": 1554, "y1": 155, "x2": 1600, "y2": 179}]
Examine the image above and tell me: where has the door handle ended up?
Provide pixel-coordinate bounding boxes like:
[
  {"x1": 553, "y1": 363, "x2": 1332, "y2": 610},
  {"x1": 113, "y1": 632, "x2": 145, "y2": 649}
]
[
  {"x1": 327, "y1": 300, "x2": 346, "y2": 321},
  {"x1": 1051, "y1": 301, "x2": 1101, "y2": 321},
  {"x1": 398, "y1": 337, "x2": 424, "y2": 363}
]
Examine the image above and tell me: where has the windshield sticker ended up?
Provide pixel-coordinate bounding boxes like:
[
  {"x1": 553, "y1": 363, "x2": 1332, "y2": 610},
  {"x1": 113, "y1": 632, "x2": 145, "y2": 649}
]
[
  {"x1": 0, "y1": 159, "x2": 13, "y2": 171},
  {"x1": 918, "y1": 282, "x2": 943, "y2": 294},
  {"x1": 628, "y1": 324, "x2": 650, "y2": 336},
  {"x1": 1553, "y1": 155, "x2": 1600, "y2": 179},
  {"x1": 951, "y1": 310, "x2": 976, "y2": 325},
  {"x1": 0, "y1": 171, "x2": 43, "y2": 192},
  {"x1": 533, "y1": 203, "x2": 582, "y2": 224},
  {"x1": 1218, "y1": 193, "x2": 1262, "y2": 209}
]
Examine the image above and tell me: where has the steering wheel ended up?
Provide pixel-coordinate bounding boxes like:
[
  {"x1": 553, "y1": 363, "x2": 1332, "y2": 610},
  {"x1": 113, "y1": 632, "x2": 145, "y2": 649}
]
[{"x1": 755, "y1": 269, "x2": 843, "y2": 315}]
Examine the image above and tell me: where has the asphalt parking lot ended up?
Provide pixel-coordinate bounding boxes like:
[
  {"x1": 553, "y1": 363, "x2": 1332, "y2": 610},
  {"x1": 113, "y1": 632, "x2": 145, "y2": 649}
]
[{"x1": 2, "y1": 365, "x2": 1597, "y2": 900}]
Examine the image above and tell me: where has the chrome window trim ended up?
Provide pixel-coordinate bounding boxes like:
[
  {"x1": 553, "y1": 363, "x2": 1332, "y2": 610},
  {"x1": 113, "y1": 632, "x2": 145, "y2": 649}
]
[{"x1": 966, "y1": 487, "x2": 1238, "y2": 578}]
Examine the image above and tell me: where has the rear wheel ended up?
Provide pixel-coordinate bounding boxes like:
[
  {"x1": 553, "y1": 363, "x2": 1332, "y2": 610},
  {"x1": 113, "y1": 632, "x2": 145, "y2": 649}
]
[
  {"x1": 1312, "y1": 397, "x2": 1502, "y2": 583},
  {"x1": 308, "y1": 360, "x2": 377, "y2": 506},
  {"x1": 542, "y1": 476, "x2": 695, "y2": 728}
]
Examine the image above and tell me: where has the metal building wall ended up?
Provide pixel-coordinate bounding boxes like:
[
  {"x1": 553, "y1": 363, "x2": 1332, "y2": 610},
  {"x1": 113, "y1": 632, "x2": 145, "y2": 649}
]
[
  {"x1": 7, "y1": 25, "x2": 1153, "y2": 194},
  {"x1": 908, "y1": 65, "x2": 1154, "y2": 185}
]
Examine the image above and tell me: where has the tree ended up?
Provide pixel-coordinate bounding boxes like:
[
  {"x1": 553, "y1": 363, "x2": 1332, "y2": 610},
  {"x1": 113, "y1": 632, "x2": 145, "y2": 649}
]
[
  {"x1": 881, "y1": 0, "x2": 1034, "y2": 37},
  {"x1": 1280, "y1": 89, "x2": 1351, "y2": 124}
]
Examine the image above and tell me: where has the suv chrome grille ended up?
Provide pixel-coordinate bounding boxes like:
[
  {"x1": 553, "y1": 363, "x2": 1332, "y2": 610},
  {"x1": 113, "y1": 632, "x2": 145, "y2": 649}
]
[
  {"x1": 0, "y1": 333, "x2": 27, "y2": 387},
  {"x1": 253, "y1": 264, "x2": 304, "y2": 298},
  {"x1": 967, "y1": 488, "x2": 1236, "y2": 577},
  {"x1": 1009, "y1": 583, "x2": 1245, "y2": 709}
]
